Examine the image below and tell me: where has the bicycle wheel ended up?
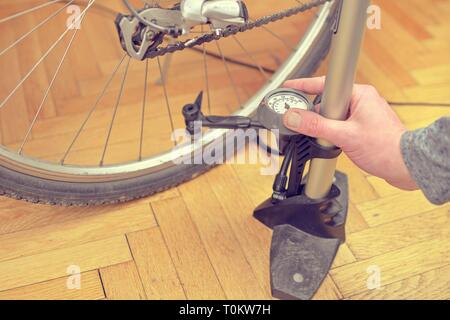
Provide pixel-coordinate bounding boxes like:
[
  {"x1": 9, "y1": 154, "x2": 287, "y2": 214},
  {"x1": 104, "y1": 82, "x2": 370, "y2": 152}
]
[{"x1": 0, "y1": 0, "x2": 338, "y2": 205}]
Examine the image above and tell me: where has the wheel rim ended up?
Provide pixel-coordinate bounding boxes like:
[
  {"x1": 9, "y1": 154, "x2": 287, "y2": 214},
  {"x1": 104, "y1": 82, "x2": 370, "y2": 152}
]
[{"x1": 0, "y1": 0, "x2": 334, "y2": 182}]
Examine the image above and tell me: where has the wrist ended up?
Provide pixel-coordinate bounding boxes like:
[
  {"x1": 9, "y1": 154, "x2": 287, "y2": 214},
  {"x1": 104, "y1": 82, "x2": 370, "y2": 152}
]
[{"x1": 386, "y1": 129, "x2": 418, "y2": 190}]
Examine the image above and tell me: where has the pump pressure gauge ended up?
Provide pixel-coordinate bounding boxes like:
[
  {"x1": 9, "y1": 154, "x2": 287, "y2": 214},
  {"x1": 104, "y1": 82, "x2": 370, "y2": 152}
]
[{"x1": 257, "y1": 88, "x2": 312, "y2": 136}]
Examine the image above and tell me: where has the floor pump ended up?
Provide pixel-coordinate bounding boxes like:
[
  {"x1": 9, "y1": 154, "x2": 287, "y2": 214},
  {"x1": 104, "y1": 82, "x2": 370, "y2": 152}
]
[{"x1": 181, "y1": 0, "x2": 370, "y2": 299}]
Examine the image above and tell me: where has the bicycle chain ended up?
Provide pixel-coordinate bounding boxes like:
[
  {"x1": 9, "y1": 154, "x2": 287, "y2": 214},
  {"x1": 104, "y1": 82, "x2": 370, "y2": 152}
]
[{"x1": 144, "y1": 0, "x2": 333, "y2": 59}]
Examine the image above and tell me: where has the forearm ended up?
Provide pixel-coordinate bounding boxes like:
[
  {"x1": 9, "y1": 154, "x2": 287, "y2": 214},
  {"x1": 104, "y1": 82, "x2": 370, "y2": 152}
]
[{"x1": 400, "y1": 117, "x2": 450, "y2": 205}]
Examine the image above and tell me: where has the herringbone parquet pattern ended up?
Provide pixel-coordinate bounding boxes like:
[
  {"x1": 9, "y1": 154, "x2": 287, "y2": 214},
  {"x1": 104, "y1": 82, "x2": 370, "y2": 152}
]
[{"x1": 0, "y1": 0, "x2": 448, "y2": 300}]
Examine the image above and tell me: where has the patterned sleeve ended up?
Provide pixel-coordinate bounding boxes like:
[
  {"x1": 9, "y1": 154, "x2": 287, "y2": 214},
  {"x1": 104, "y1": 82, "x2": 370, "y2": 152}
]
[{"x1": 400, "y1": 117, "x2": 450, "y2": 205}]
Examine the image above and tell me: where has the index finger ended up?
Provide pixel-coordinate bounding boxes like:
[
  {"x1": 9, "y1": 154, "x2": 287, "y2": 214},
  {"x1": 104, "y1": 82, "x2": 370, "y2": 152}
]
[{"x1": 283, "y1": 76, "x2": 326, "y2": 95}]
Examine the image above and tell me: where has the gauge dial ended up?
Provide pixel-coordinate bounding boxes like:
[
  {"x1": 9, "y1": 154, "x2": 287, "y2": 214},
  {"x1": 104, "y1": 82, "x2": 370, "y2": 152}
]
[
  {"x1": 257, "y1": 88, "x2": 311, "y2": 136},
  {"x1": 267, "y1": 92, "x2": 309, "y2": 114}
]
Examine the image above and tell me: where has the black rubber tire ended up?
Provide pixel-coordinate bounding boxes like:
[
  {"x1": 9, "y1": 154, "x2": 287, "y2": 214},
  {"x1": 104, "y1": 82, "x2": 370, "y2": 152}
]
[{"x1": 0, "y1": 8, "x2": 336, "y2": 206}]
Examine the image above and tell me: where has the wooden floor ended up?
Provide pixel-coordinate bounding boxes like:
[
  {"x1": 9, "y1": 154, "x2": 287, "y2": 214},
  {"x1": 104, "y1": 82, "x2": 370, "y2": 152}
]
[{"x1": 0, "y1": 0, "x2": 449, "y2": 300}]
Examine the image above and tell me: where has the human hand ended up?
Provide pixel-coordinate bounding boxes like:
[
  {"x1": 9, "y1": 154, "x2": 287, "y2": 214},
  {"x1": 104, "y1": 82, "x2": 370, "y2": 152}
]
[{"x1": 282, "y1": 77, "x2": 418, "y2": 191}]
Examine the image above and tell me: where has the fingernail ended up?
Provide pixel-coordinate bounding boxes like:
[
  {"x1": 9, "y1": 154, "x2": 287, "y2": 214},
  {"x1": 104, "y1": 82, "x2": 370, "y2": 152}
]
[{"x1": 286, "y1": 112, "x2": 302, "y2": 128}]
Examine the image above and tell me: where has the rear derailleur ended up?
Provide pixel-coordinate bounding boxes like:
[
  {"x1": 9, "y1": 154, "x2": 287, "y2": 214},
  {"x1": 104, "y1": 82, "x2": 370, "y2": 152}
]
[{"x1": 116, "y1": 0, "x2": 249, "y2": 60}]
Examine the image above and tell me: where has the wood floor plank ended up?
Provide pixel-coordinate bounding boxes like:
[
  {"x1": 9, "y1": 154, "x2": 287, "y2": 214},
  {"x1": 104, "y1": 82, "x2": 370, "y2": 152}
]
[
  {"x1": 332, "y1": 244, "x2": 357, "y2": 269},
  {"x1": 312, "y1": 276, "x2": 342, "y2": 300},
  {"x1": 0, "y1": 197, "x2": 157, "y2": 236},
  {"x1": 336, "y1": 155, "x2": 379, "y2": 204},
  {"x1": 395, "y1": 0, "x2": 439, "y2": 27},
  {"x1": 394, "y1": 106, "x2": 450, "y2": 128},
  {"x1": 0, "y1": 236, "x2": 132, "y2": 292},
  {"x1": 147, "y1": 188, "x2": 181, "y2": 204},
  {"x1": 204, "y1": 165, "x2": 274, "y2": 297},
  {"x1": 362, "y1": 14, "x2": 425, "y2": 79},
  {"x1": 230, "y1": 147, "x2": 279, "y2": 208},
  {"x1": 151, "y1": 198, "x2": 226, "y2": 300},
  {"x1": 347, "y1": 264, "x2": 450, "y2": 300},
  {"x1": 366, "y1": 176, "x2": 402, "y2": 198},
  {"x1": 363, "y1": 31, "x2": 417, "y2": 88},
  {"x1": 0, "y1": 270, "x2": 104, "y2": 300},
  {"x1": 358, "y1": 52, "x2": 407, "y2": 102},
  {"x1": 411, "y1": 63, "x2": 450, "y2": 86},
  {"x1": 402, "y1": 83, "x2": 450, "y2": 104},
  {"x1": 126, "y1": 228, "x2": 186, "y2": 300},
  {"x1": 100, "y1": 261, "x2": 147, "y2": 300},
  {"x1": 178, "y1": 172, "x2": 270, "y2": 300},
  {"x1": 379, "y1": 0, "x2": 432, "y2": 41},
  {"x1": 346, "y1": 202, "x2": 370, "y2": 234},
  {"x1": 347, "y1": 207, "x2": 450, "y2": 260},
  {"x1": 0, "y1": 201, "x2": 156, "y2": 262},
  {"x1": 356, "y1": 191, "x2": 446, "y2": 227},
  {"x1": 330, "y1": 237, "x2": 450, "y2": 297}
]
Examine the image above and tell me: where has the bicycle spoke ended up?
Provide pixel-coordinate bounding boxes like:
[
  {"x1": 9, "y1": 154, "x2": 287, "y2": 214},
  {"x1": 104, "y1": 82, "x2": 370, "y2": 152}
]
[
  {"x1": 18, "y1": 2, "x2": 90, "y2": 154},
  {"x1": 257, "y1": 0, "x2": 320, "y2": 52},
  {"x1": 99, "y1": 56, "x2": 131, "y2": 166},
  {"x1": 0, "y1": 0, "x2": 96, "y2": 110},
  {"x1": 61, "y1": 54, "x2": 127, "y2": 164},
  {"x1": 139, "y1": 59, "x2": 149, "y2": 161},
  {"x1": 215, "y1": 40, "x2": 242, "y2": 108},
  {"x1": 0, "y1": 0, "x2": 65, "y2": 25},
  {"x1": 0, "y1": 1, "x2": 75, "y2": 58},
  {"x1": 201, "y1": 27, "x2": 212, "y2": 114},
  {"x1": 155, "y1": 47, "x2": 173, "y2": 84},
  {"x1": 260, "y1": 25, "x2": 295, "y2": 51},
  {"x1": 157, "y1": 56, "x2": 176, "y2": 138},
  {"x1": 232, "y1": 35, "x2": 268, "y2": 80}
]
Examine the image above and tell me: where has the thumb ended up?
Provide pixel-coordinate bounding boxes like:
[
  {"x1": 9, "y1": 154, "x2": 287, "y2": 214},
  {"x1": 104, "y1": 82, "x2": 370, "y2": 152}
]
[{"x1": 283, "y1": 109, "x2": 353, "y2": 148}]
